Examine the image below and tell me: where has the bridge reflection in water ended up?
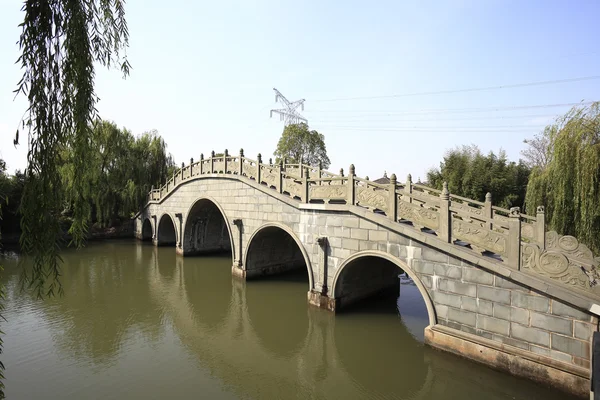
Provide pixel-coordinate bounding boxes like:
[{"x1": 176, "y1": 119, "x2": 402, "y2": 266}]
[{"x1": 0, "y1": 241, "x2": 578, "y2": 399}]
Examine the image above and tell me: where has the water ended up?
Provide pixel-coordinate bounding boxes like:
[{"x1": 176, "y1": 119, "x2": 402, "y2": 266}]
[{"x1": 0, "y1": 240, "x2": 578, "y2": 399}]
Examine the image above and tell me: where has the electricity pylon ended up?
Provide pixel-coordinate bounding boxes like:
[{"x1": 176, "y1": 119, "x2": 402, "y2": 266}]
[{"x1": 269, "y1": 88, "x2": 307, "y2": 126}]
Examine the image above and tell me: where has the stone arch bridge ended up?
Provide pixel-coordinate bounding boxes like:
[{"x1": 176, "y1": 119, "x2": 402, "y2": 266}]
[{"x1": 134, "y1": 149, "x2": 600, "y2": 398}]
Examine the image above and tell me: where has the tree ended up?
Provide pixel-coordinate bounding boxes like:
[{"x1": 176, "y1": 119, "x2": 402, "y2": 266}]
[
  {"x1": 14, "y1": 0, "x2": 130, "y2": 298},
  {"x1": 524, "y1": 102, "x2": 600, "y2": 254},
  {"x1": 521, "y1": 128, "x2": 553, "y2": 169},
  {"x1": 426, "y1": 145, "x2": 530, "y2": 209},
  {"x1": 273, "y1": 123, "x2": 331, "y2": 169}
]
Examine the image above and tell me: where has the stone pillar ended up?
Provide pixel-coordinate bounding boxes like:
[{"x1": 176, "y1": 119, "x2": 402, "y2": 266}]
[
  {"x1": 302, "y1": 167, "x2": 310, "y2": 203},
  {"x1": 210, "y1": 151, "x2": 215, "y2": 173},
  {"x1": 190, "y1": 158, "x2": 194, "y2": 176},
  {"x1": 239, "y1": 148, "x2": 244, "y2": 175},
  {"x1": 151, "y1": 214, "x2": 157, "y2": 244},
  {"x1": 256, "y1": 153, "x2": 262, "y2": 184},
  {"x1": 200, "y1": 153, "x2": 204, "y2": 174},
  {"x1": 348, "y1": 164, "x2": 356, "y2": 205},
  {"x1": 232, "y1": 219, "x2": 245, "y2": 278},
  {"x1": 308, "y1": 237, "x2": 336, "y2": 311},
  {"x1": 439, "y1": 182, "x2": 451, "y2": 243},
  {"x1": 181, "y1": 162, "x2": 184, "y2": 180},
  {"x1": 278, "y1": 160, "x2": 283, "y2": 193},
  {"x1": 484, "y1": 192, "x2": 493, "y2": 230},
  {"x1": 389, "y1": 173, "x2": 398, "y2": 222},
  {"x1": 175, "y1": 212, "x2": 183, "y2": 254},
  {"x1": 405, "y1": 174, "x2": 412, "y2": 203},
  {"x1": 536, "y1": 206, "x2": 546, "y2": 249},
  {"x1": 508, "y1": 206, "x2": 522, "y2": 269},
  {"x1": 223, "y1": 149, "x2": 228, "y2": 173}
]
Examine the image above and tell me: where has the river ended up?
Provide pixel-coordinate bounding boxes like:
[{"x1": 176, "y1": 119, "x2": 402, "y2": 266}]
[{"x1": 0, "y1": 240, "x2": 578, "y2": 399}]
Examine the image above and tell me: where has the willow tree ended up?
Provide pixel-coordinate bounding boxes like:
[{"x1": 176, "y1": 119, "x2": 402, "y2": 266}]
[
  {"x1": 14, "y1": 1, "x2": 130, "y2": 298},
  {"x1": 524, "y1": 102, "x2": 600, "y2": 253}
]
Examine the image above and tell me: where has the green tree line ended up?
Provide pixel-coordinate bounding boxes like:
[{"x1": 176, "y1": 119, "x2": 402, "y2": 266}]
[{"x1": 426, "y1": 101, "x2": 600, "y2": 254}]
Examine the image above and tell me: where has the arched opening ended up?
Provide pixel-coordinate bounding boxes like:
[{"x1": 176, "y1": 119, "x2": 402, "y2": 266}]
[
  {"x1": 182, "y1": 198, "x2": 233, "y2": 258},
  {"x1": 244, "y1": 224, "x2": 312, "y2": 285},
  {"x1": 157, "y1": 214, "x2": 177, "y2": 246},
  {"x1": 141, "y1": 218, "x2": 153, "y2": 241},
  {"x1": 244, "y1": 224, "x2": 311, "y2": 357},
  {"x1": 331, "y1": 252, "x2": 434, "y2": 397}
]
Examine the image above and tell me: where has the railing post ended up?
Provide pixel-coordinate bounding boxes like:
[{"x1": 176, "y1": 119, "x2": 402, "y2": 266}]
[
  {"x1": 508, "y1": 207, "x2": 522, "y2": 269},
  {"x1": 485, "y1": 192, "x2": 493, "y2": 230},
  {"x1": 269, "y1": 158, "x2": 272, "y2": 166},
  {"x1": 318, "y1": 161, "x2": 322, "y2": 184},
  {"x1": 223, "y1": 149, "x2": 228, "y2": 174},
  {"x1": 190, "y1": 158, "x2": 194, "y2": 176},
  {"x1": 302, "y1": 166, "x2": 309, "y2": 203},
  {"x1": 283, "y1": 157, "x2": 287, "y2": 172},
  {"x1": 210, "y1": 151, "x2": 215, "y2": 174},
  {"x1": 257, "y1": 153, "x2": 262, "y2": 184},
  {"x1": 300, "y1": 160, "x2": 304, "y2": 178},
  {"x1": 200, "y1": 153, "x2": 204, "y2": 174},
  {"x1": 339, "y1": 168, "x2": 344, "y2": 186},
  {"x1": 405, "y1": 174, "x2": 412, "y2": 203},
  {"x1": 439, "y1": 182, "x2": 451, "y2": 242},
  {"x1": 348, "y1": 164, "x2": 356, "y2": 205},
  {"x1": 180, "y1": 162, "x2": 184, "y2": 181},
  {"x1": 239, "y1": 148, "x2": 244, "y2": 175},
  {"x1": 536, "y1": 206, "x2": 546, "y2": 249},
  {"x1": 278, "y1": 160, "x2": 283, "y2": 193},
  {"x1": 389, "y1": 173, "x2": 398, "y2": 221}
]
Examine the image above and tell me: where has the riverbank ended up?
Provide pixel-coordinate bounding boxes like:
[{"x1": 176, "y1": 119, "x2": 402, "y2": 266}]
[{"x1": 1, "y1": 220, "x2": 134, "y2": 249}]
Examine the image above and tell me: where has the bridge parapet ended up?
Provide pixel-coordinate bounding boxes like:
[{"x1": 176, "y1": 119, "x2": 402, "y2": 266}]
[{"x1": 144, "y1": 149, "x2": 600, "y2": 301}]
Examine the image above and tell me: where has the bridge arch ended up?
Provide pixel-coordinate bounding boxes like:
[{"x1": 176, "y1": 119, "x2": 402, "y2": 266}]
[
  {"x1": 182, "y1": 196, "x2": 234, "y2": 260},
  {"x1": 243, "y1": 222, "x2": 314, "y2": 290},
  {"x1": 157, "y1": 213, "x2": 178, "y2": 246},
  {"x1": 141, "y1": 218, "x2": 153, "y2": 241},
  {"x1": 331, "y1": 250, "x2": 436, "y2": 326}
]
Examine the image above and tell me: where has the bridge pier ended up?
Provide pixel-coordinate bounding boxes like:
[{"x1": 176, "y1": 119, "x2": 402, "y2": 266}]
[{"x1": 307, "y1": 290, "x2": 336, "y2": 311}]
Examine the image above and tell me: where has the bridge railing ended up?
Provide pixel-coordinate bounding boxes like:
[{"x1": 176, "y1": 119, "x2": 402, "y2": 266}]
[{"x1": 145, "y1": 149, "x2": 600, "y2": 296}]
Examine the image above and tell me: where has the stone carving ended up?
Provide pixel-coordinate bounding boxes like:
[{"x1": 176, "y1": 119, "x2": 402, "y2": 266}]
[
  {"x1": 522, "y1": 232, "x2": 600, "y2": 292},
  {"x1": 213, "y1": 160, "x2": 225, "y2": 173},
  {"x1": 452, "y1": 218, "x2": 506, "y2": 256},
  {"x1": 521, "y1": 222, "x2": 534, "y2": 240},
  {"x1": 452, "y1": 201, "x2": 484, "y2": 217},
  {"x1": 227, "y1": 161, "x2": 239, "y2": 174},
  {"x1": 284, "y1": 177, "x2": 302, "y2": 198},
  {"x1": 356, "y1": 187, "x2": 388, "y2": 212},
  {"x1": 242, "y1": 162, "x2": 256, "y2": 178},
  {"x1": 261, "y1": 167, "x2": 278, "y2": 187},
  {"x1": 310, "y1": 185, "x2": 346, "y2": 200},
  {"x1": 397, "y1": 200, "x2": 439, "y2": 231}
]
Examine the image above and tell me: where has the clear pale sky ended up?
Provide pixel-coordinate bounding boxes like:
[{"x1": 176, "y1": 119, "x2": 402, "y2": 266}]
[{"x1": 1, "y1": 0, "x2": 599, "y2": 182}]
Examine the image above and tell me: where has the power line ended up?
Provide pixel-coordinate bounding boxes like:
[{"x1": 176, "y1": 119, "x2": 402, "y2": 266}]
[
  {"x1": 312, "y1": 125, "x2": 545, "y2": 130},
  {"x1": 304, "y1": 101, "x2": 596, "y2": 115},
  {"x1": 309, "y1": 114, "x2": 558, "y2": 123},
  {"x1": 313, "y1": 127, "x2": 541, "y2": 133},
  {"x1": 311, "y1": 76, "x2": 600, "y2": 102}
]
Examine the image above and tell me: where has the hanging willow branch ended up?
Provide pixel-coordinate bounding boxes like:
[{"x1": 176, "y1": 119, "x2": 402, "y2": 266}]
[
  {"x1": 525, "y1": 102, "x2": 600, "y2": 254},
  {"x1": 14, "y1": 0, "x2": 130, "y2": 298}
]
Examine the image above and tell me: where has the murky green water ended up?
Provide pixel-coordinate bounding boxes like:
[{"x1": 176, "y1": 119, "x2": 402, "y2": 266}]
[{"x1": 0, "y1": 240, "x2": 578, "y2": 399}]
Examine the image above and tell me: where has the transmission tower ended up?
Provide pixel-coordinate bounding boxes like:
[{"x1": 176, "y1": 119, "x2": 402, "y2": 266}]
[{"x1": 269, "y1": 88, "x2": 307, "y2": 126}]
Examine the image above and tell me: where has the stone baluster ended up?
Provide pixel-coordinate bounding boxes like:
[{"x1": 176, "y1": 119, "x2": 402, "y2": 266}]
[
  {"x1": 300, "y1": 159, "x2": 304, "y2": 178},
  {"x1": 405, "y1": 174, "x2": 412, "y2": 204},
  {"x1": 190, "y1": 158, "x2": 194, "y2": 176},
  {"x1": 239, "y1": 148, "x2": 244, "y2": 175},
  {"x1": 302, "y1": 166, "x2": 309, "y2": 203},
  {"x1": 200, "y1": 153, "x2": 204, "y2": 174},
  {"x1": 339, "y1": 168, "x2": 344, "y2": 186},
  {"x1": 283, "y1": 157, "x2": 287, "y2": 172},
  {"x1": 317, "y1": 161, "x2": 322, "y2": 184},
  {"x1": 257, "y1": 153, "x2": 262, "y2": 183},
  {"x1": 269, "y1": 158, "x2": 272, "y2": 166},
  {"x1": 389, "y1": 173, "x2": 398, "y2": 222},
  {"x1": 439, "y1": 182, "x2": 451, "y2": 243},
  {"x1": 484, "y1": 192, "x2": 493, "y2": 230},
  {"x1": 181, "y1": 162, "x2": 184, "y2": 181},
  {"x1": 508, "y1": 207, "x2": 522, "y2": 269},
  {"x1": 278, "y1": 160, "x2": 283, "y2": 193},
  {"x1": 535, "y1": 206, "x2": 546, "y2": 249},
  {"x1": 210, "y1": 151, "x2": 215, "y2": 174},
  {"x1": 348, "y1": 164, "x2": 356, "y2": 205},
  {"x1": 223, "y1": 149, "x2": 228, "y2": 174}
]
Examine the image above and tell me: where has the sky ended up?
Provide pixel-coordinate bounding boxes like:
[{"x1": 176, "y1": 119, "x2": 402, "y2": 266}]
[{"x1": 1, "y1": 0, "x2": 599, "y2": 182}]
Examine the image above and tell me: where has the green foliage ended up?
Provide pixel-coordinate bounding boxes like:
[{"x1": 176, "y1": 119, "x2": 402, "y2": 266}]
[
  {"x1": 274, "y1": 123, "x2": 331, "y2": 169},
  {"x1": 524, "y1": 102, "x2": 600, "y2": 253},
  {"x1": 15, "y1": 0, "x2": 130, "y2": 299},
  {"x1": 427, "y1": 145, "x2": 530, "y2": 209},
  {"x1": 60, "y1": 120, "x2": 176, "y2": 227}
]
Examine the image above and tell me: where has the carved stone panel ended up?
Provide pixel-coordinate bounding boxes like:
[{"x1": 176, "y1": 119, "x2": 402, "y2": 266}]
[
  {"x1": 452, "y1": 218, "x2": 507, "y2": 256},
  {"x1": 310, "y1": 185, "x2": 346, "y2": 201},
  {"x1": 227, "y1": 161, "x2": 239, "y2": 174},
  {"x1": 521, "y1": 222, "x2": 534, "y2": 241},
  {"x1": 261, "y1": 167, "x2": 278, "y2": 187},
  {"x1": 356, "y1": 187, "x2": 389, "y2": 212},
  {"x1": 213, "y1": 160, "x2": 225, "y2": 173},
  {"x1": 522, "y1": 232, "x2": 600, "y2": 294},
  {"x1": 283, "y1": 177, "x2": 302, "y2": 198},
  {"x1": 242, "y1": 163, "x2": 256, "y2": 178},
  {"x1": 397, "y1": 200, "x2": 440, "y2": 231}
]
